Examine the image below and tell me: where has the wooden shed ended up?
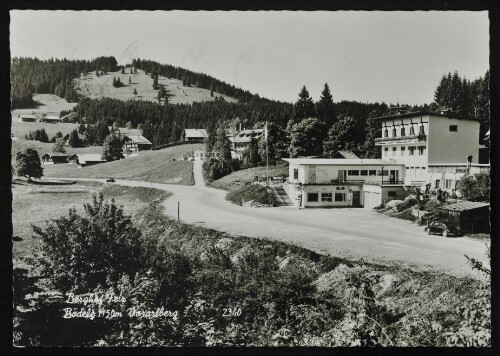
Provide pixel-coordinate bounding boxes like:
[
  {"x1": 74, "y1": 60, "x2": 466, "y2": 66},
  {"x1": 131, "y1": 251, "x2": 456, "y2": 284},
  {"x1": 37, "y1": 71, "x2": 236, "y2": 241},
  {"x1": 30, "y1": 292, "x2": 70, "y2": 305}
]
[{"x1": 438, "y1": 201, "x2": 490, "y2": 234}]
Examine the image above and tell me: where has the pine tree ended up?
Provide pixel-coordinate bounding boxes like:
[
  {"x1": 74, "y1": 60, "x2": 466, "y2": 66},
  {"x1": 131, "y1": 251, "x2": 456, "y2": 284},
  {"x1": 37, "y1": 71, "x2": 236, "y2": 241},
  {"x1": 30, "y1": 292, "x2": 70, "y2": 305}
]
[
  {"x1": 52, "y1": 138, "x2": 66, "y2": 153},
  {"x1": 153, "y1": 74, "x2": 158, "y2": 90},
  {"x1": 293, "y1": 86, "x2": 316, "y2": 123},
  {"x1": 68, "y1": 129, "x2": 81, "y2": 148},
  {"x1": 316, "y1": 83, "x2": 336, "y2": 127},
  {"x1": 133, "y1": 88, "x2": 137, "y2": 95}
]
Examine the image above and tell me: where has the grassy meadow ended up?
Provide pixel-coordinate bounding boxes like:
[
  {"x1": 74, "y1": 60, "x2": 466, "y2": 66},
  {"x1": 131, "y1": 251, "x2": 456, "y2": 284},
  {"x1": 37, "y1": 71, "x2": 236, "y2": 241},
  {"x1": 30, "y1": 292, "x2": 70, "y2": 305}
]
[{"x1": 209, "y1": 165, "x2": 289, "y2": 191}]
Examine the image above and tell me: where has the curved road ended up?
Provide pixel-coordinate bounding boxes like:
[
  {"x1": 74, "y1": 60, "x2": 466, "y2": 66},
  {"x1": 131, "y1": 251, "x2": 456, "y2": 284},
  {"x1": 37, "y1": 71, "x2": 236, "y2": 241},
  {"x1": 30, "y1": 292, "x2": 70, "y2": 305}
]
[{"x1": 57, "y1": 161, "x2": 488, "y2": 278}]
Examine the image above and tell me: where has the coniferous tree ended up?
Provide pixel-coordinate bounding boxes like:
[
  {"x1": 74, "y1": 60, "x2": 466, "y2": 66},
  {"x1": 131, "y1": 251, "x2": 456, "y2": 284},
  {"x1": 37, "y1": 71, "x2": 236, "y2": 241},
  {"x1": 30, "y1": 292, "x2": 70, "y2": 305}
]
[
  {"x1": 133, "y1": 88, "x2": 137, "y2": 96},
  {"x1": 68, "y1": 129, "x2": 81, "y2": 148},
  {"x1": 153, "y1": 75, "x2": 159, "y2": 90},
  {"x1": 316, "y1": 83, "x2": 337, "y2": 127},
  {"x1": 52, "y1": 138, "x2": 66, "y2": 153},
  {"x1": 292, "y1": 86, "x2": 316, "y2": 123}
]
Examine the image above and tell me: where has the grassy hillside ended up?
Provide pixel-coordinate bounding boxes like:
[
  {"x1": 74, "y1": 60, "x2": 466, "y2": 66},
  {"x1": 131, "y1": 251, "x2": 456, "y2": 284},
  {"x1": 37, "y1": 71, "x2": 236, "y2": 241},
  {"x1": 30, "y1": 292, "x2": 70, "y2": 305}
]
[
  {"x1": 74, "y1": 69, "x2": 238, "y2": 105},
  {"x1": 42, "y1": 144, "x2": 203, "y2": 185},
  {"x1": 209, "y1": 165, "x2": 289, "y2": 191},
  {"x1": 11, "y1": 93, "x2": 77, "y2": 116}
]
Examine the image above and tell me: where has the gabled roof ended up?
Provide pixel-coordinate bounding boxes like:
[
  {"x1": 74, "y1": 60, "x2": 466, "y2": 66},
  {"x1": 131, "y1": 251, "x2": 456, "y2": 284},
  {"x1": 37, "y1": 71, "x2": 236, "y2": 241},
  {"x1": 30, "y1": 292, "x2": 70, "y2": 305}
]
[
  {"x1": 439, "y1": 201, "x2": 489, "y2": 212},
  {"x1": 77, "y1": 154, "x2": 106, "y2": 163},
  {"x1": 332, "y1": 150, "x2": 359, "y2": 159},
  {"x1": 42, "y1": 153, "x2": 68, "y2": 158},
  {"x1": 124, "y1": 135, "x2": 152, "y2": 145},
  {"x1": 372, "y1": 111, "x2": 479, "y2": 122},
  {"x1": 229, "y1": 129, "x2": 264, "y2": 143},
  {"x1": 184, "y1": 129, "x2": 208, "y2": 138},
  {"x1": 19, "y1": 114, "x2": 36, "y2": 118},
  {"x1": 282, "y1": 158, "x2": 403, "y2": 166}
]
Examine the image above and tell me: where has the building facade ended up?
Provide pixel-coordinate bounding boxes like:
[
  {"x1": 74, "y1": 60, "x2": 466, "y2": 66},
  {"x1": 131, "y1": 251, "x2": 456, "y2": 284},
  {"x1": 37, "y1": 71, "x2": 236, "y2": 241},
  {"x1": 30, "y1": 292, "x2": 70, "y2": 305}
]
[
  {"x1": 283, "y1": 158, "x2": 406, "y2": 209},
  {"x1": 374, "y1": 111, "x2": 489, "y2": 194},
  {"x1": 227, "y1": 129, "x2": 264, "y2": 159}
]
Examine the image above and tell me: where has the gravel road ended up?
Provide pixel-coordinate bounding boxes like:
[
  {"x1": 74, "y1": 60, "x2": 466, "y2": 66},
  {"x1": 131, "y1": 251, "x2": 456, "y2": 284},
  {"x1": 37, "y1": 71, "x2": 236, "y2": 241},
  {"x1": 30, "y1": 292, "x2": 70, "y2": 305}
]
[{"x1": 56, "y1": 161, "x2": 489, "y2": 278}]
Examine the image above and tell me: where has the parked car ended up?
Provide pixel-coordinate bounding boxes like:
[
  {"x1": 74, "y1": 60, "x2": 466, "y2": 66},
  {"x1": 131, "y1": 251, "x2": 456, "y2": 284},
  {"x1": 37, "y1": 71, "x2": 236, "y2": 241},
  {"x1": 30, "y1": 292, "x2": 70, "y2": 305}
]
[
  {"x1": 424, "y1": 221, "x2": 461, "y2": 237},
  {"x1": 106, "y1": 178, "x2": 115, "y2": 183}
]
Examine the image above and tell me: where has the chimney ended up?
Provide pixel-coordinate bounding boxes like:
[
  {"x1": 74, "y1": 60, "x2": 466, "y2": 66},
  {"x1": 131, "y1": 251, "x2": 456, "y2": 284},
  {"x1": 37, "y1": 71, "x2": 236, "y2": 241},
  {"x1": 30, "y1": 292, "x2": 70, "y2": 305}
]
[{"x1": 239, "y1": 122, "x2": 242, "y2": 131}]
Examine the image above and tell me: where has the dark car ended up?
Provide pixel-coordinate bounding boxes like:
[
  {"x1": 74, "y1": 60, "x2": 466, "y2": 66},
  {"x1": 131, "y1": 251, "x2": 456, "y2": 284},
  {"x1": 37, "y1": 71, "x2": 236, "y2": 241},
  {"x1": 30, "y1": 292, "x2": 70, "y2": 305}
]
[
  {"x1": 424, "y1": 221, "x2": 461, "y2": 237},
  {"x1": 106, "y1": 178, "x2": 115, "y2": 183}
]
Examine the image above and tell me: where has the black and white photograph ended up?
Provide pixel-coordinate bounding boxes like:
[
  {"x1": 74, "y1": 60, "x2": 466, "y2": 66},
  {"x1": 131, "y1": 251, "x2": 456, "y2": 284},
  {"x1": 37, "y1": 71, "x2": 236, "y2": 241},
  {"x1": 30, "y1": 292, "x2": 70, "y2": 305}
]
[{"x1": 7, "y1": 8, "x2": 492, "y2": 348}]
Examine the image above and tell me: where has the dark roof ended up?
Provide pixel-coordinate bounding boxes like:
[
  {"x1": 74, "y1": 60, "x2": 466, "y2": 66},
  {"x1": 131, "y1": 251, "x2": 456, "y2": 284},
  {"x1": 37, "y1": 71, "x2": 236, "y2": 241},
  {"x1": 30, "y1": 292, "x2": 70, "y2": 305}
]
[
  {"x1": 332, "y1": 150, "x2": 359, "y2": 159},
  {"x1": 372, "y1": 111, "x2": 479, "y2": 122},
  {"x1": 440, "y1": 201, "x2": 489, "y2": 212}
]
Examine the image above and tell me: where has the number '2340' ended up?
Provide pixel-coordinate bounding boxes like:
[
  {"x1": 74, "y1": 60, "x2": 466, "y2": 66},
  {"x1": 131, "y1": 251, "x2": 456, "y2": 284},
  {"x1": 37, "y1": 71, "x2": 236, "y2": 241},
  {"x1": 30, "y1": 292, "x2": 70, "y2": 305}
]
[{"x1": 222, "y1": 307, "x2": 242, "y2": 317}]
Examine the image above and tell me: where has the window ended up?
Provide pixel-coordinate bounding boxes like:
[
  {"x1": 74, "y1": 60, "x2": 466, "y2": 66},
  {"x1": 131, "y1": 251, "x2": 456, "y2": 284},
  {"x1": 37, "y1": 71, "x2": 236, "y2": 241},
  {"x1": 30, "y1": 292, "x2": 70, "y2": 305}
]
[
  {"x1": 392, "y1": 147, "x2": 397, "y2": 156},
  {"x1": 335, "y1": 193, "x2": 345, "y2": 202},
  {"x1": 401, "y1": 127, "x2": 406, "y2": 136},
  {"x1": 321, "y1": 193, "x2": 333, "y2": 202},
  {"x1": 384, "y1": 147, "x2": 389, "y2": 155},
  {"x1": 449, "y1": 125, "x2": 458, "y2": 132},
  {"x1": 410, "y1": 126, "x2": 415, "y2": 135},
  {"x1": 348, "y1": 170, "x2": 359, "y2": 176},
  {"x1": 388, "y1": 191, "x2": 397, "y2": 197},
  {"x1": 445, "y1": 179, "x2": 453, "y2": 189},
  {"x1": 418, "y1": 146, "x2": 426, "y2": 155},
  {"x1": 392, "y1": 128, "x2": 397, "y2": 137},
  {"x1": 293, "y1": 168, "x2": 299, "y2": 180},
  {"x1": 408, "y1": 146, "x2": 416, "y2": 156},
  {"x1": 384, "y1": 129, "x2": 388, "y2": 137},
  {"x1": 307, "y1": 193, "x2": 319, "y2": 202},
  {"x1": 401, "y1": 147, "x2": 406, "y2": 156},
  {"x1": 369, "y1": 170, "x2": 377, "y2": 176},
  {"x1": 360, "y1": 170, "x2": 368, "y2": 176},
  {"x1": 419, "y1": 125, "x2": 425, "y2": 135},
  {"x1": 435, "y1": 180, "x2": 440, "y2": 189},
  {"x1": 377, "y1": 170, "x2": 389, "y2": 176}
]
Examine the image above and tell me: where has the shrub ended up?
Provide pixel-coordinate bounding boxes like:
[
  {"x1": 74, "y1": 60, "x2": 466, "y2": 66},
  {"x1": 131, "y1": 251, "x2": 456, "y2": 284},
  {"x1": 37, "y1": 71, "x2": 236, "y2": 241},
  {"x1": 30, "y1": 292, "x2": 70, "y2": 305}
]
[{"x1": 226, "y1": 184, "x2": 277, "y2": 206}]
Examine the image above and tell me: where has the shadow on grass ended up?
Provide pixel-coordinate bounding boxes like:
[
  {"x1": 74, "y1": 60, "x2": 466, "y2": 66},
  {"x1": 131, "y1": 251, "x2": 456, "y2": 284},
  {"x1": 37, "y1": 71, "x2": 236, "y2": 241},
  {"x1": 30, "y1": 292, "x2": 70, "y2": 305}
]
[{"x1": 13, "y1": 178, "x2": 76, "y2": 186}]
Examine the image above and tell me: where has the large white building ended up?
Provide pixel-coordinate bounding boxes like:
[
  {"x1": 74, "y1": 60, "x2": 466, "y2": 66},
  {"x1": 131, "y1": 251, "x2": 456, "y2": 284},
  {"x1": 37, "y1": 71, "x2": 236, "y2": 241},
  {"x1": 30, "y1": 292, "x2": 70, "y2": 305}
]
[
  {"x1": 374, "y1": 111, "x2": 489, "y2": 193},
  {"x1": 227, "y1": 128, "x2": 264, "y2": 159},
  {"x1": 283, "y1": 158, "x2": 406, "y2": 209}
]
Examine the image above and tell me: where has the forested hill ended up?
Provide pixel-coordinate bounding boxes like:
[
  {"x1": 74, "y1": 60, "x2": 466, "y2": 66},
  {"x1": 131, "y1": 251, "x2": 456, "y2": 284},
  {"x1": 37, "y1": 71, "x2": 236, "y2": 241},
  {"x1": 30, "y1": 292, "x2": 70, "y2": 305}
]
[
  {"x1": 11, "y1": 56, "x2": 118, "y2": 109},
  {"x1": 132, "y1": 58, "x2": 269, "y2": 104},
  {"x1": 11, "y1": 56, "x2": 280, "y2": 110},
  {"x1": 73, "y1": 97, "x2": 294, "y2": 147}
]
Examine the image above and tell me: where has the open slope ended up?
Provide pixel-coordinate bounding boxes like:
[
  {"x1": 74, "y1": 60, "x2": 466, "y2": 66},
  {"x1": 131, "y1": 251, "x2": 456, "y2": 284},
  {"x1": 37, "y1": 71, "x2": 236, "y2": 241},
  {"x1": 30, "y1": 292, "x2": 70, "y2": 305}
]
[
  {"x1": 43, "y1": 143, "x2": 203, "y2": 185},
  {"x1": 73, "y1": 68, "x2": 238, "y2": 105}
]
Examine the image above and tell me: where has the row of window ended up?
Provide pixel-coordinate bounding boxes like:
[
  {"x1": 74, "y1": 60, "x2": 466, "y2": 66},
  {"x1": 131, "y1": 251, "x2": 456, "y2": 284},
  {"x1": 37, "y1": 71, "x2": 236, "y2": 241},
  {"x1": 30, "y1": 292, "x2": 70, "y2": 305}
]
[
  {"x1": 384, "y1": 146, "x2": 426, "y2": 156},
  {"x1": 347, "y1": 169, "x2": 389, "y2": 176},
  {"x1": 383, "y1": 124, "x2": 458, "y2": 138},
  {"x1": 435, "y1": 179, "x2": 460, "y2": 189},
  {"x1": 384, "y1": 125, "x2": 424, "y2": 138},
  {"x1": 307, "y1": 192, "x2": 346, "y2": 202}
]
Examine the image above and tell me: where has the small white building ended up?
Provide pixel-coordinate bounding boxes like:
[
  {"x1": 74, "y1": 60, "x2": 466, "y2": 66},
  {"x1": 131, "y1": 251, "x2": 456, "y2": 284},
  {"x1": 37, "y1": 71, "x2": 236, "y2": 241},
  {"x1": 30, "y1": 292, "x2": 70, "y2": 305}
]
[
  {"x1": 18, "y1": 114, "x2": 37, "y2": 122},
  {"x1": 283, "y1": 158, "x2": 406, "y2": 209},
  {"x1": 374, "y1": 111, "x2": 490, "y2": 194}
]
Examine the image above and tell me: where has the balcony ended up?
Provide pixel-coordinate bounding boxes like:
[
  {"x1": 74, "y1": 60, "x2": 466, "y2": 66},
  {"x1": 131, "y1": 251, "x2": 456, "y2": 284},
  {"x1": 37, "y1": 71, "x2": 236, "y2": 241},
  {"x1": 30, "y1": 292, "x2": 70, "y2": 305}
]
[{"x1": 375, "y1": 134, "x2": 427, "y2": 145}]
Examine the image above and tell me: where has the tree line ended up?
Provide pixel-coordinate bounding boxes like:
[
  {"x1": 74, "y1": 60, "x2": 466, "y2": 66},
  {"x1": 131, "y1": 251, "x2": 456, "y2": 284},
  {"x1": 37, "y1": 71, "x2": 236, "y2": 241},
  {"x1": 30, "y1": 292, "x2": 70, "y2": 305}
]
[{"x1": 10, "y1": 56, "x2": 118, "y2": 109}]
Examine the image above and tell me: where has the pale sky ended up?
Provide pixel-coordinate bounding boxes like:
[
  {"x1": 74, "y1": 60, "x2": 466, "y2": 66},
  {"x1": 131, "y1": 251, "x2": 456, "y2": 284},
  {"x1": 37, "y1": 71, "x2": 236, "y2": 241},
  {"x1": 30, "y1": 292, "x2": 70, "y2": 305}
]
[{"x1": 10, "y1": 10, "x2": 489, "y2": 105}]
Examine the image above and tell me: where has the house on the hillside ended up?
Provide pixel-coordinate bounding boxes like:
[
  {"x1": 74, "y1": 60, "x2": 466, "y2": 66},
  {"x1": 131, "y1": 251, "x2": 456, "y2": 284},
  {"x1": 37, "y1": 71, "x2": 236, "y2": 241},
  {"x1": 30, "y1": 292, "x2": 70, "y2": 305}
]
[
  {"x1": 373, "y1": 110, "x2": 490, "y2": 195},
  {"x1": 184, "y1": 129, "x2": 208, "y2": 143},
  {"x1": 438, "y1": 201, "x2": 490, "y2": 234},
  {"x1": 41, "y1": 153, "x2": 69, "y2": 164},
  {"x1": 332, "y1": 150, "x2": 359, "y2": 159},
  {"x1": 67, "y1": 153, "x2": 106, "y2": 167},
  {"x1": 283, "y1": 158, "x2": 406, "y2": 209},
  {"x1": 18, "y1": 114, "x2": 37, "y2": 122},
  {"x1": 123, "y1": 135, "x2": 153, "y2": 152},
  {"x1": 227, "y1": 128, "x2": 264, "y2": 159}
]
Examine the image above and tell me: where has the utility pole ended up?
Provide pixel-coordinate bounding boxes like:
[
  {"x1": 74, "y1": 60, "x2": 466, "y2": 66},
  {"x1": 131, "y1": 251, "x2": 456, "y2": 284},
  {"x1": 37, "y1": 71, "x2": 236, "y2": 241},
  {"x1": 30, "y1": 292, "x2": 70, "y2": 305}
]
[
  {"x1": 265, "y1": 120, "x2": 269, "y2": 187},
  {"x1": 177, "y1": 201, "x2": 180, "y2": 222}
]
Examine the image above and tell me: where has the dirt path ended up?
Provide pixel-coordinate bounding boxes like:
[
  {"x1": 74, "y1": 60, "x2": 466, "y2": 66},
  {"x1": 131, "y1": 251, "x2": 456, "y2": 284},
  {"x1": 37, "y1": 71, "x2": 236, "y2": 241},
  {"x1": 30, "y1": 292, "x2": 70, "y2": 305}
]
[{"x1": 54, "y1": 162, "x2": 488, "y2": 278}]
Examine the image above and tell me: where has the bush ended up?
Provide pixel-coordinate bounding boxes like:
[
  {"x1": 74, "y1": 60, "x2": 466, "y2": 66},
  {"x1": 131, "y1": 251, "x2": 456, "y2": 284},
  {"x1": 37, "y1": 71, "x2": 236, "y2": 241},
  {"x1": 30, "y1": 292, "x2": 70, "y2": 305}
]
[{"x1": 226, "y1": 184, "x2": 277, "y2": 206}]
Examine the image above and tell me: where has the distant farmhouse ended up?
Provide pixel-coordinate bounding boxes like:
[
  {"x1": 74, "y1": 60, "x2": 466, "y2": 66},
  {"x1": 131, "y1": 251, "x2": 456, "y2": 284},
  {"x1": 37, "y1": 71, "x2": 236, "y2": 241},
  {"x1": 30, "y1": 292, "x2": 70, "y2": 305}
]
[
  {"x1": 41, "y1": 153, "x2": 69, "y2": 164},
  {"x1": 110, "y1": 127, "x2": 153, "y2": 152},
  {"x1": 39, "y1": 115, "x2": 62, "y2": 123},
  {"x1": 68, "y1": 153, "x2": 106, "y2": 167},
  {"x1": 184, "y1": 129, "x2": 208, "y2": 143},
  {"x1": 283, "y1": 109, "x2": 490, "y2": 209},
  {"x1": 18, "y1": 114, "x2": 37, "y2": 122}
]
